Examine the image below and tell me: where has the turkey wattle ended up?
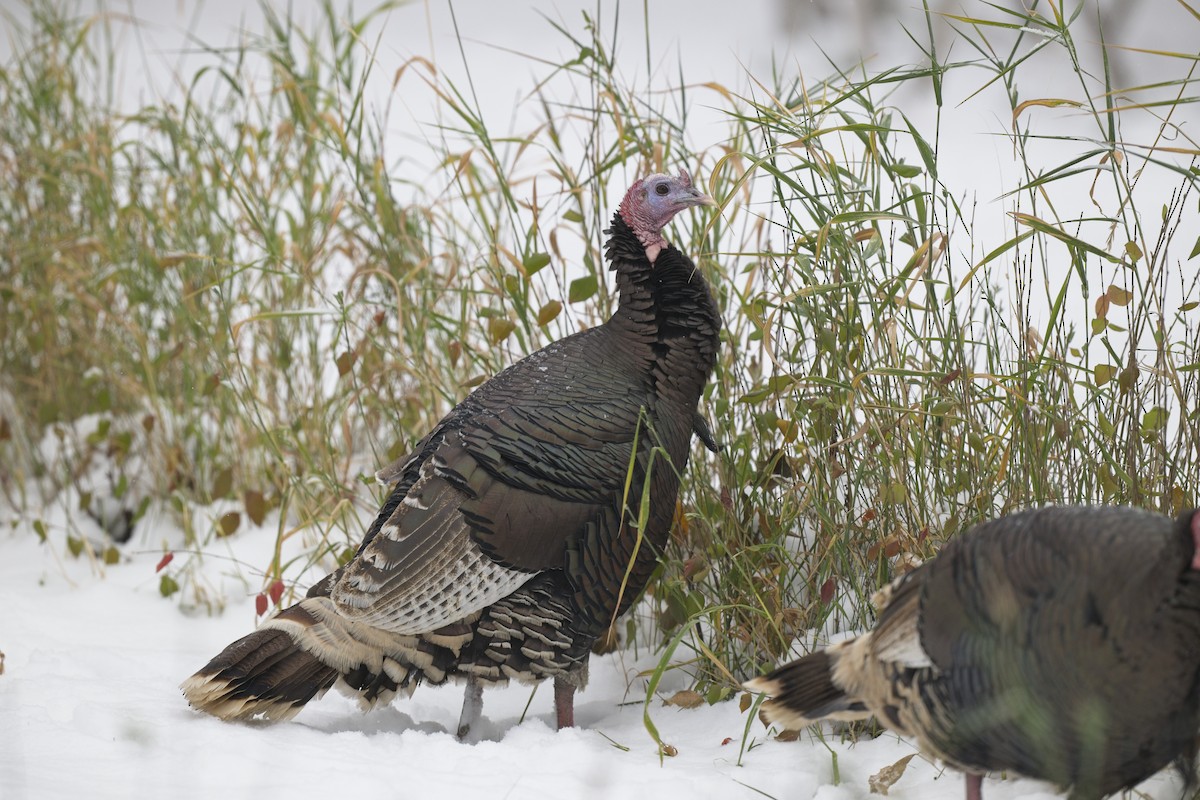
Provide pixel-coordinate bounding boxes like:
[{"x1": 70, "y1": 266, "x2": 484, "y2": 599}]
[
  {"x1": 746, "y1": 506, "x2": 1200, "y2": 800},
  {"x1": 182, "y1": 171, "x2": 721, "y2": 739}
]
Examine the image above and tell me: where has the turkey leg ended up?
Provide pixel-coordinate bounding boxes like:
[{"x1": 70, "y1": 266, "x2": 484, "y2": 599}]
[{"x1": 457, "y1": 676, "x2": 483, "y2": 740}]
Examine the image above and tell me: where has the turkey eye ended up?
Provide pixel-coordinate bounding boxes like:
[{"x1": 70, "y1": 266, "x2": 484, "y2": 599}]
[{"x1": 655, "y1": 183, "x2": 669, "y2": 196}]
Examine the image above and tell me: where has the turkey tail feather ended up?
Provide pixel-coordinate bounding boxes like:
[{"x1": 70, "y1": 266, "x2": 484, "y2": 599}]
[
  {"x1": 181, "y1": 628, "x2": 338, "y2": 722},
  {"x1": 744, "y1": 649, "x2": 870, "y2": 730}
]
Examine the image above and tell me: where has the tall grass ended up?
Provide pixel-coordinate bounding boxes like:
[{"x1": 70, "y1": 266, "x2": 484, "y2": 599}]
[{"x1": 2, "y1": 0, "x2": 1198, "y2": 717}]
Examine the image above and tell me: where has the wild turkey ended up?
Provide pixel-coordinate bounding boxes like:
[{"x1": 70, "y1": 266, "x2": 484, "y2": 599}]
[
  {"x1": 182, "y1": 171, "x2": 721, "y2": 738},
  {"x1": 745, "y1": 506, "x2": 1200, "y2": 800}
]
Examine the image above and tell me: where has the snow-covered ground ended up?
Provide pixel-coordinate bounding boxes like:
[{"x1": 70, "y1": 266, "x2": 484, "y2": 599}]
[{"x1": 0, "y1": 516, "x2": 1188, "y2": 800}]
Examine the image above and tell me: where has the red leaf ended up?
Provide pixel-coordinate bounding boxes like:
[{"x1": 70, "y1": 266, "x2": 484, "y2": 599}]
[
  {"x1": 255, "y1": 593, "x2": 268, "y2": 616},
  {"x1": 155, "y1": 552, "x2": 174, "y2": 573},
  {"x1": 820, "y1": 577, "x2": 836, "y2": 605},
  {"x1": 720, "y1": 737, "x2": 733, "y2": 746},
  {"x1": 268, "y1": 579, "x2": 285, "y2": 606}
]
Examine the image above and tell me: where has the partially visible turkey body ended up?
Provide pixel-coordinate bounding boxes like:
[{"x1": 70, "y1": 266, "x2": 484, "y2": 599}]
[
  {"x1": 182, "y1": 212, "x2": 721, "y2": 724},
  {"x1": 747, "y1": 506, "x2": 1200, "y2": 799}
]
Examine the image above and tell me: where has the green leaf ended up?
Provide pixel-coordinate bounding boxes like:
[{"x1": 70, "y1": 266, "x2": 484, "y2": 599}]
[
  {"x1": 738, "y1": 374, "x2": 801, "y2": 404},
  {"x1": 1013, "y1": 213, "x2": 1119, "y2": 263},
  {"x1": 86, "y1": 418, "x2": 111, "y2": 446},
  {"x1": 103, "y1": 546, "x2": 120, "y2": 565},
  {"x1": 830, "y1": 211, "x2": 912, "y2": 225},
  {"x1": 1096, "y1": 412, "x2": 1114, "y2": 439},
  {"x1": 930, "y1": 399, "x2": 956, "y2": 416},
  {"x1": 1118, "y1": 364, "x2": 1139, "y2": 393},
  {"x1": 562, "y1": 209, "x2": 584, "y2": 223},
  {"x1": 901, "y1": 113, "x2": 937, "y2": 179},
  {"x1": 861, "y1": 232, "x2": 883, "y2": 260},
  {"x1": 67, "y1": 535, "x2": 84, "y2": 558},
  {"x1": 1141, "y1": 406, "x2": 1168, "y2": 433},
  {"x1": 1124, "y1": 241, "x2": 1142, "y2": 263},
  {"x1": 133, "y1": 496, "x2": 151, "y2": 523},
  {"x1": 159, "y1": 574, "x2": 180, "y2": 598},
  {"x1": 33, "y1": 519, "x2": 47, "y2": 543},
  {"x1": 956, "y1": 230, "x2": 1036, "y2": 292},
  {"x1": 1094, "y1": 364, "x2": 1117, "y2": 386},
  {"x1": 523, "y1": 252, "x2": 551, "y2": 275},
  {"x1": 568, "y1": 275, "x2": 598, "y2": 303},
  {"x1": 1189, "y1": 235, "x2": 1200, "y2": 260}
]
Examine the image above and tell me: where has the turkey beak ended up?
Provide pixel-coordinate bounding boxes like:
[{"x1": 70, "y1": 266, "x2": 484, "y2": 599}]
[{"x1": 684, "y1": 187, "x2": 716, "y2": 208}]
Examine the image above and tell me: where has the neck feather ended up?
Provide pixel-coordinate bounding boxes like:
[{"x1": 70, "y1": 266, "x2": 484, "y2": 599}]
[{"x1": 603, "y1": 214, "x2": 721, "y2": 358}]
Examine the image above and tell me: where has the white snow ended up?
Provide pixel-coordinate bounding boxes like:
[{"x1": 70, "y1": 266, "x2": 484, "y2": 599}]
[{"x1": 0, "y1": 518, "x2": 1187, "y2": 800}]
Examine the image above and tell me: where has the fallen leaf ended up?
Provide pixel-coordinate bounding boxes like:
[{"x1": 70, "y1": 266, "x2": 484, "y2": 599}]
[
  {"x1": 869, "y1": 753, "x2": 916, "y2": 795},
  {"x1": 665, "y1": 690, "x2": 705, "y2": 709}
]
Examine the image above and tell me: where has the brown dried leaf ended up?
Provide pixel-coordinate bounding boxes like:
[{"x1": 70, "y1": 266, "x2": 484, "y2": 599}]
[
  {"x1": 335, "y1": 350, "x2": 356, "y2": 376},
  {"x1": 487, "y1": 317, "x2": 515, "y2": 345},
  {"x1": 869, "y1": 753, "x2": 916, "y2": 795},
  {"x1": 218, "y1": 511, "x2": 241, "y2": 537},
  {"x1": 820, "y1": 577, "x2": 836, "y2": 605},
  {"x1": 211, "y1": 467, "x2": 233, "y2": 500},
  {"x1": 665, "y1": 690, "x2": 705, "y2": 709},
  {"x1": 537, "y1": 300, "x2": 562, "y2": 327},
  {"x1": 1107, "y1": 284, "x2": 1133, "y2": 306},
  {"x1": 244, "y1": 490, "x2": 267, "y2": 526}
]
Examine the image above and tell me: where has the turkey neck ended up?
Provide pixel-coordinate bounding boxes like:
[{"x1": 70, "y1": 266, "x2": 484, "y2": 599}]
[{"x1": 604, "y1": 213, "x2": 722, "y2": 379}]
